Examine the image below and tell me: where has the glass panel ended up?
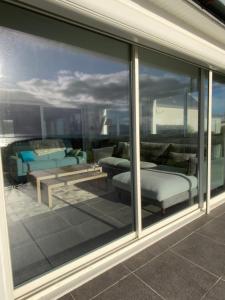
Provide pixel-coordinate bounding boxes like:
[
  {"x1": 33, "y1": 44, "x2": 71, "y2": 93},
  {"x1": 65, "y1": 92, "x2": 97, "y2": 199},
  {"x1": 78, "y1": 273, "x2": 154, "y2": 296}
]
[
  {"x1": 0, "y1": 16, "x2": 134, "y2": 286},
  {"x1": 139, "y1": 48, "x2": 200, "y2": 228},
  {"x1": 211, "y1": 73, "x2": 225, "y2": 197}
]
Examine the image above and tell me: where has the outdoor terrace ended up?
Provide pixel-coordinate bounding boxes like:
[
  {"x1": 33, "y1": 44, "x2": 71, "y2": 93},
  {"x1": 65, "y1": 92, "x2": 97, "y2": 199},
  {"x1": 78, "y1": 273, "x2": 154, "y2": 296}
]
[{"x1": 59, "y1": 202, "x2": 225, "y2": 300}]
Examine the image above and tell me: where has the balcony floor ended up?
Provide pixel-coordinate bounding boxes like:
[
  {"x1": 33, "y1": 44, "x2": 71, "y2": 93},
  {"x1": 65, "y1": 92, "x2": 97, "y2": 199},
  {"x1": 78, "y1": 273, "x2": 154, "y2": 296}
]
[{"x1": 59, "y1": 202, "x2": 225, "y2": 300}]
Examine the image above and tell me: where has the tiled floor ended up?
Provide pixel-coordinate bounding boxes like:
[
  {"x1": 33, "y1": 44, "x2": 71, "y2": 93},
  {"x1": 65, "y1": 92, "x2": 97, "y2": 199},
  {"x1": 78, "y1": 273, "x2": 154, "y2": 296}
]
[
  {"x1": 5, "y1": 177, "x2": 197, "y2": 287},
  {"x1": 59, "y1": 202, "x2": 225, "y2": 300}
]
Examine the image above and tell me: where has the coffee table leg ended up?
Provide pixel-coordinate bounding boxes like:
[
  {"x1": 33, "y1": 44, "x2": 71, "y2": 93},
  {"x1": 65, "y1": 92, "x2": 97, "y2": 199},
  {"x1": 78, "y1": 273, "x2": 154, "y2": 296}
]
[
  {"x1": 48, "y1": 187, "x2": 52, "y2": 209},
  {"x1": 37, "y1": 179, "x2": 41, "y2": 204}
]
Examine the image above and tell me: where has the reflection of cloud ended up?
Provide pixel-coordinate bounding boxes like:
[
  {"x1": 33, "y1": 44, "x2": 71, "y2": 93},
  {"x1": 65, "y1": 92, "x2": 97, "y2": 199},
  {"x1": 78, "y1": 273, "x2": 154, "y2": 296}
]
[
  {"x1": 0, "y1": 69, "x2": 192, "y2": 110},
  {"x1": 140, "y1": 73, "x2": 190, "y2": 98},
  {"x1": 16, "y1": 70, "x2": 130, "y2": 108}
]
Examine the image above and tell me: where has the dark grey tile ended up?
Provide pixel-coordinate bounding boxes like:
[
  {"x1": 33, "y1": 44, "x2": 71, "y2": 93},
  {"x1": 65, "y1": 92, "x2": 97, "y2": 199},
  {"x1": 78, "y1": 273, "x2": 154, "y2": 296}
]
[
  {"x1": 54, "y1": 206, "x2": 92, "y2": 226},
  {"x1": 185, "y1": 214, "x2": 214, "y2": 231},
  {"x1": 215, "y1": 212, "x2": 225, "y2": 224},
  {"x1": 172, "y1": 233, "x2": 225, "y2": 277},
  {"x1": 11, "y1": 241, "x2": 51, "y2": 286},
  {"x1": 71, "y1": 264, "x2": 129, "y2": 300},
  {"x1": 204, "y1": 279, "x2": 225, "y2": 300},
  {"x1": 197, "y1": 218, "x2": 225, "y2": 245},
  {"x1": 36, "y1": 227, "x2": 84, "y2": 258},
  {"x1": 123, "y1": 244, "x2": 162, "y2": 272},
  {"x1": 8, "y1": 222, "x2": 33, "y2": 247},
  {"x1": 74, "y1": 218, "x2": 114, "y2": 240},
  {"x1": 11, "y1": 241, "x2": 48, "y2": 272},
  {"x1": 89, "y1": 198, "x2": 128, "y2": 214},
  {"x1": 210, "y1": 203, "x2": 225, "y2": 217},
  {"x1": 57, "y1": 293, "x2": 74, "y2": 300},
  {"x1": 107, "y1": 207, "x2": 133, "y2": 226},
  {"x1": 23, "y1": 213, "x2": 69, "y2": 239},
  {"x1": 156, "y1": 225, "x2": 192, "y2": 249},
  {"x1": 135, "y1": 251, "x2": 217, "y2": 300},
  {"x1": 95, "y1": 274, "x2": 162, "y2": 300},
  {"x1": 75, "y1": 203, "x2": 105, "y2": 218}
]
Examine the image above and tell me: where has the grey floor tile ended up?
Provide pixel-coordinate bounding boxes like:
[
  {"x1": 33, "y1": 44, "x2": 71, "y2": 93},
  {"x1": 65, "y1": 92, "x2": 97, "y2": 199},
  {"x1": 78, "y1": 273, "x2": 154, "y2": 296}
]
[
  {"x1": 197, "y1": 217, "x2": 225, "y2": 245},
  {"x1": 185, "y1": 214, "x2": 214, "y2": 231},
  {"x1": 13, "y1": 258, "x2": 51, "y2": 287},
  {"x1": 210, "y1": 203, "x2": 225, "y2": 217},
  {"x1": 36, "y1": 227, "x2": 84, "y2": 258},
  {"x1": 89, "y1": 198, "x2": 128, "y2": 214},
  {"x1": 54, "y1": 206, "x2": 92, "y2": 226},
  {"x1": 11, "y1": 241, "x2": 51, "y2": 286},
  {"x1": 135, "y1": 251, "x2": 217, "y2": 300},
  {"x1": 107, "y1": 207, "x2": 133, "y2": 226},
  {"x1": 23, "y1": 213, "x2": 70, "y2": 239},
  {"x1": 76, "y1": 203, "x2": 105, "y2": 218},
  {"x1": 8, "y1": 222, "x2": 33, "y2": 247},
  {"x1": 123, "y1": 245, "x2": 161, "y2": 272},
  {"x1": 73, "y1": 218, "x2": 114, "y2": 241},
  {"x1": 156, "y1": 225, "x2": 192, "y2": 249},
  {"x1": 204, "y1": 279, "x2": 225, "y2": 300},
  {"x1": 57, "y1": 293, "x2": 74, "y2": 300},
  {"x1": 11, "y1": 241, "x2": 48, "y2": 272},
  {"x1": 172, "y1": 233, "x2": 225, "y2": 278},
  {"x1": 71, "y1": 264, "x2": 129, "y2": 300},
  {"x1": 94, "y1": 274, "x2": 162, "y2": 300}
]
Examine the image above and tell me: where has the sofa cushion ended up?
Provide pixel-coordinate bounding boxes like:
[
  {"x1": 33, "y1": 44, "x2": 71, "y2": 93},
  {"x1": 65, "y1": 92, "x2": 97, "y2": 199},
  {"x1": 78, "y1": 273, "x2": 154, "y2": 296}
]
[
  {"x1": 140, "y1": 142, "x2": 169, "y2": 163},
  {"x1": 55, "y1": 157, "x2": 77, "y2": 167},
  {"x1": 169, "y1": 143, "x2": 197, "y2": 154},
  {"x1": 167, "y1": 152, "x2": 197, "y2": 175},
  {"x1": 22, "y1": 162, "x2": 29, "y2": 174},
  {"x1": 99, "y1": 157, "x2": 128, "y2": 167},
  {"x1": 48, "y1": 150, "x2": 65, "y2": 160},
  {"x1": 30, "y1": 139, "x2": 65, "y2": 149},
  {"x1": 93, "y1": 146, "x2": 115, "y2": 163},
  {"x1": 112, "y1": 169, "x2": 197, "y2": 202},
  {"x1": 113, "y1": 142, "x2": 130, "y2": 159},
  {"x1": 19, "y1": 151, "x2": 36, "y2": 162},
  {"x1": 27, "y1": 160, "x2": 56, "y2": 172},
  {"x1": 212, "y1": 144, "x2": 222, "y2": 159},
  {"x1": 140, "y1": 161, "x2": 157, "y2": 169},
  {"x1": 67, "y1": 149, "x2": 81, "y2": 157}
]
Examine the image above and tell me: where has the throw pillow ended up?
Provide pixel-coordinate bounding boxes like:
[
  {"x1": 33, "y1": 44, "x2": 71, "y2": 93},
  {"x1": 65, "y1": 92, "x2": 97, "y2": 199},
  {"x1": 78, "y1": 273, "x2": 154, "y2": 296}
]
[
  {"x1": 167, "y1": 152, "x2": 197, "y2": 175},
  {"x1": 115, "y1": 142, "x2": 130, "y2": 159},
  {"x1": 19, "y1": 150, "x2": 36, "y2": 162},
  {"x1": 67, "y1": 149, "x2": 81, "y2": 157}
]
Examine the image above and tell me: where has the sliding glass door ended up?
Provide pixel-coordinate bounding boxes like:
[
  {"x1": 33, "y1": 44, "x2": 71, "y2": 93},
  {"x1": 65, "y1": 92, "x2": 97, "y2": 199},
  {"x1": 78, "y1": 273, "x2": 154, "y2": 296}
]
[
  {"x1": 211, "y1": 73, "x2": 225, "y2": 197},
  {"x1": 138, "y1": 48, "x2": 200, "y2": 228},
  {"x1": 0, "y1": 5, "x2": 134, "y2": 287}
]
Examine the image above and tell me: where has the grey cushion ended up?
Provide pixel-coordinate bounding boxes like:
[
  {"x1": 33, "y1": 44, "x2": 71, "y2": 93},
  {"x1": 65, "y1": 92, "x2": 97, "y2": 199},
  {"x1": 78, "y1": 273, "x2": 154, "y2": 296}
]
[
  {"x1": 99, "y1": 157, "x2": 128, "y2": 167},
  {"x1": 117, "y1": 142, "x2": 130, "y2": 159},
  {"x1": 93, "y1": 146, "x2": 115, "y2": 163},
  {"x1": 169, "y1": 143, "x2": 197, "y2": 154},
  {"x1": 140, "y1": 142, "x2": 169, "y2": 163},
  {"x1": 112, "y1": 169, "x2": 197, "y2": 202}
]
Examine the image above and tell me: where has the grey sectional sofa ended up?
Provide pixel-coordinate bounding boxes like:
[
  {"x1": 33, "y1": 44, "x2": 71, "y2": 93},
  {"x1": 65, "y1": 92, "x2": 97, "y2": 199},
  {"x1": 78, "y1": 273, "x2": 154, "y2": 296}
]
[{"x1": 95, "y1": 141, "x2": 223, "y2": 213}]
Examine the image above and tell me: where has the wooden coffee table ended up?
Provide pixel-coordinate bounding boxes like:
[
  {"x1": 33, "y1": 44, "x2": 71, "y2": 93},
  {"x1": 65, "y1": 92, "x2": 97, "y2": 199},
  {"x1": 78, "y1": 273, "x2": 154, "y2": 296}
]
[
  {"x1": 40, "y1": 170, "x2": 107, "y2": 208},
  {"x1": 28, "y1": 164, "x2": 102, "y2": 204}
]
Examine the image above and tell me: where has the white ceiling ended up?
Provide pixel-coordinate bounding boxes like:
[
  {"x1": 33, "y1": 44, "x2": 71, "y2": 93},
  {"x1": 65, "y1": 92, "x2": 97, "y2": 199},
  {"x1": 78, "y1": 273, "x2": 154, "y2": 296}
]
[{"x1": 133, "y1": 0, "x2": 225, "y2": 50}]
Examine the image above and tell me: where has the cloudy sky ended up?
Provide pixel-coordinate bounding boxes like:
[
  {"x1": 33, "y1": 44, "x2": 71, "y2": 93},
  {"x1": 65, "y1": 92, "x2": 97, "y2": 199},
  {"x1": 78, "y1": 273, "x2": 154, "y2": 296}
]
[{"x1": 0, "y1": 26, "x2": 201, "y2": 110}]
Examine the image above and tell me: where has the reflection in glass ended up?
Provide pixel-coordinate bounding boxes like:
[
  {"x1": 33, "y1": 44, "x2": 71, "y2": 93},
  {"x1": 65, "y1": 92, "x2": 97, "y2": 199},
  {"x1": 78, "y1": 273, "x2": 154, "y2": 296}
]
[
  {"x1": 139, "y1": 49, "x2": 199, "y2": 228},
  {"x1": 211, "y1": 74, "x2": 225, "y2": 197},
  {"x1": 0, "y1": 21, "x2": 134, "y2": 286}
]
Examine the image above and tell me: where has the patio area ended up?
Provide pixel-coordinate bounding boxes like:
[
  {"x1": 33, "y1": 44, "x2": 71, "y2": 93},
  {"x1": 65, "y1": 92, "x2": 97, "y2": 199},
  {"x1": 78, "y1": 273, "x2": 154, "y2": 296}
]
[{"x1": 59, "y1": 202, "x2": 225, "y2": 300}]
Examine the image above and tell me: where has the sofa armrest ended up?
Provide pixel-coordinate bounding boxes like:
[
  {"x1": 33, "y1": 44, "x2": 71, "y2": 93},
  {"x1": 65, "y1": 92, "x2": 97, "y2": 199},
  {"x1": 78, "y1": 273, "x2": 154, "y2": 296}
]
[
  {"x1": 8, "y1": 155, "x2": 23, "y2": 178},
  {"x1": 76, "y1": 151, "x2": 87, "y2": 164}
]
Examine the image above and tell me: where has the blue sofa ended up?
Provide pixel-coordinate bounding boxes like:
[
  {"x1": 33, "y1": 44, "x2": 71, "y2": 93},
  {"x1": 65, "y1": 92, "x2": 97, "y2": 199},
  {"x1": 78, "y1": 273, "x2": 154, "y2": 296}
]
[{"x1": 8, "y1": 139, "x2": 87, "y2": 182}]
